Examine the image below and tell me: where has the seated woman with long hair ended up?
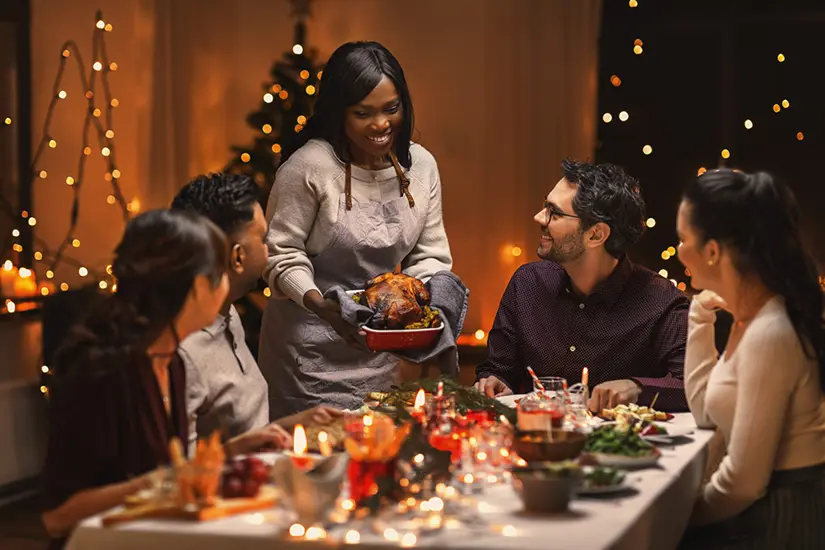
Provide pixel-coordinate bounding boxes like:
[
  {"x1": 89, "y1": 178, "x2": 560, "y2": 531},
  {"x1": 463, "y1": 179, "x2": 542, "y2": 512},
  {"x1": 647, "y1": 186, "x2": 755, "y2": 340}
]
[
  {"x1": 41, "y1": 210, "x2": 230, "y2": 546},
  {"x1": 677, "y1": 168, "x2": 825, "y2": 548}
]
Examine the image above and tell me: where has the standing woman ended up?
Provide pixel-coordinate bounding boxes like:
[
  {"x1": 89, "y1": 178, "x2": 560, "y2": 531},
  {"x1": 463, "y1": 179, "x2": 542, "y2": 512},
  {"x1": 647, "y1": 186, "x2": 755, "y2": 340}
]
[
  {"x1": 42, "y1": 210, "x2": 229, "y2": 547},
  {"x1": 260, "y1": 41, "x2": 453, "y2": 418},
  {"x1": 676, "y1": 169, "x2": 825, "y2": 548}
]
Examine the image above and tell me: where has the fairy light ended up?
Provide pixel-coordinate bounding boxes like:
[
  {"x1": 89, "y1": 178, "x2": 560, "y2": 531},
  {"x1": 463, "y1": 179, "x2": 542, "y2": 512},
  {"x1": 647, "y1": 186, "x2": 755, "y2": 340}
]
[
  {"x1": 297, "y1": 115, "x2": 307, "y2": 124},
  {"x1": 241, "y1": 153, "x2": 251, "y2": 163},
  {"x1": 293, "y1": 44, "x2": 304, "y2": 55},
  {"x1": 262, "y1": 124, "x2": 272, "y2": 134},
  {"x1": 59, "y1": 283, "x2": 69, "y2": 291},
  {"x1": 642, "y1": 144, "x2": 653, "y2": 155},
  {"x1": 39, "y1": 170, "x2": 47, "y2": 178},
  {"x1": 299, "y1": 70, "x2": 310, "y2": 79},
  {"x1": 698, "y1": 167, "x2": 707, "y2": 175},
  {"x1": 105, "y1": 130, "x2": 114, "y2": 138},
  {"x1": 93, "y1": 61, "x2": 102, "y2": 71},
  {"x1": 45, "y1": 270, "x2": 54, "y2": 279},
  {"x1": 34, "y1": 251, "x2": 42, "y2": 260},
  {"x1": 48, "y1": 139, "x2": 57, "y2": 148},
  {"x1": 721, "y1": 149, "x2": 730, "y2": 159},
  {"x1": 12, "y1": 229, "x2": 19, "y2": 237},
  {"x1": 110, "y1": 98, "x2": 119, "y2": 107},
  {"x1": 65, "y1": 177, "x2": 75, "y2": 186},
  {"x1": 272, "y1": 143, "x2": 282, "y2": 154},
  {"x1": 6, "y1": 301, "x2": 16, "y2": 313},
  {"x1": 658, "y1": 269, "x2": 668, "y2": 278},
  {"x1": 797, "y1": 132, "x2": 805, "y2": 141},
  {"x1": 58, "y1": 90, "x2": 67, "y2": 99},
  {"x1": 112, "y1": 169, "x2": 121, "y2": 178},
  {"x1": 782, "y1": 99, "x2": 790, "y2": 109},
  {"x1": 475, "y1": 329, "x2": 485, "y2": 340},
  {"x1": 602, "y1": 113, "x2": 613, "y2": 123},
  {"x1": 344, "y1": 530, "x2": 360, "y2": 544},
  {"x1": 263, "y1": 93, "x2": 274, "y2": 103},
  {"x1": 400, "y1": 533, "x2": 417, "y2": 548},
  {"x1": 629, "y1": 0, "x2": 638, "y2": 6},
  {"x1": 610, "y1": 75, "x2": 622, "y2": 86},
  {"x1": 661, "y1": 250, "x2": 671, "y2": 260},
  {"x1": 777, "y1": 53, "x2": 785, "y2": 62},
  {"x1": 40, "y1": 287, "x2": 49, "y2": 296},
  {"x1": 263, "y1": 287, "x2": 272, "y2": 297},
  {"x1": 618, "y1": 110, "x2": 629, "y2": 122},
  {"x1": 104, "y1": 23, "x2": 113, "y2": 32},
  {"x1": 645, "y1": 217, "x2": 656, "y2": 228},
  {"x1": 101, "y1": 147, "x2": 111, "y2": 156},
  {"x1": 109, "y1": 62, "x2": 118, "y2": 71},
  {"x1": 306, "y1": 85, "x2": 316, "y2": 95},
  {"x1": 279, "y1": 90, "x2": 289, "y2": 100},
  {"x1": 71, "y1": 239, "x2": 80, "y2": 248},
  {"x1": 28, "y1": 217, "x2": 36, "y2": 226},
  {"x1": 96, "y1": 19, "x2": 105, "y2": 29},
  {"x1": 4, "y1": 117, "x2": 11, "y2": 125},
  {"x1": 288, "y1": 524, "x2": 305, "y2": 537},
  {"x1": 107, "y1": 195, "x2": 116, "y2": 204},
  {"x1": 633, "y1": 44, "x2": 643, "y2": 55},
  {"x1": 773, "y1": 103, "x2": 781, "y2": 113},
  {"x1": 744, "y1": 119, "x2": 753, "y2": 129}
]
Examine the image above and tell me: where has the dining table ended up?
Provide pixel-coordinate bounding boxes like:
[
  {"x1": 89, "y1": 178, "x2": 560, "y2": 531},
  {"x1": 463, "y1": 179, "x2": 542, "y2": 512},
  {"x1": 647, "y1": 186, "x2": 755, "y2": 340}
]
[{"x1": 66, "y1": 412, "x2": 714, "y2": 550}]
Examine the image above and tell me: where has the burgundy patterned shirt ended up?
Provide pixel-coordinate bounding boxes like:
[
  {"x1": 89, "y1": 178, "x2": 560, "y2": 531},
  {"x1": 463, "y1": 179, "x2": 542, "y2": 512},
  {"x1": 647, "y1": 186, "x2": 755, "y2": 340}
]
[{"x1": 476, "y1": 256, "x2": 690, "y2": 411}]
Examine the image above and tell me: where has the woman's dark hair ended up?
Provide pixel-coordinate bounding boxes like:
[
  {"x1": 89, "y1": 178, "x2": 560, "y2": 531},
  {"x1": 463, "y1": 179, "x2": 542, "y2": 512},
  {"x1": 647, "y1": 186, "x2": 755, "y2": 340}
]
[
  {"x1": 281, "y1": 41, "x2": 415, "y2": 168},
  {"x1": 54, "y1": 209, "x2": 228, "y2": 377},
  {"x1": 684, "y1": 168, "x2": 825, "y2": 391},
  {"x1": 563, "y1": 158, "x2": 646, "y2": 258}
]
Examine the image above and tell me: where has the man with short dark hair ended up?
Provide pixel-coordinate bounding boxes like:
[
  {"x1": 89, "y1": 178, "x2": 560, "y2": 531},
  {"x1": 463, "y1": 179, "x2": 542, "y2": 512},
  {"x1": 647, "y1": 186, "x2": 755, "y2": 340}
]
[
  {"x1": 475, "y1": 159, "x2": 689, "y2": 412},
  {"x1": 172, "y1": 174, "x2": 339, "y2": 455}
]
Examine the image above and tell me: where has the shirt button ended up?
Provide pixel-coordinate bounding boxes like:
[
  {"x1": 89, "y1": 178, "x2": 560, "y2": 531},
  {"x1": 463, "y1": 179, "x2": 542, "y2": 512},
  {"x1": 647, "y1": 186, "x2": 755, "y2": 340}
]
[
  {"x1": 579, "y1": 303, "x2": 585, "y2": 310},
  {"x1": 569, "y1": 345, "x2": 576, "y2": 352}
]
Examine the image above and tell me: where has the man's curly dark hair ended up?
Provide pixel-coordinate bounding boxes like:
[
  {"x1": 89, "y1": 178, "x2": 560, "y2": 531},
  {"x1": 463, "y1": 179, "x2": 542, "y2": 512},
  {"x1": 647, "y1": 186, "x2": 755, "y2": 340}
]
[
  {"x1": 171, "y1": 173, "x2": 261, "y2": 238},
  {"x1": 562, "y1": 158, "x2": 645, "y2": 258}
]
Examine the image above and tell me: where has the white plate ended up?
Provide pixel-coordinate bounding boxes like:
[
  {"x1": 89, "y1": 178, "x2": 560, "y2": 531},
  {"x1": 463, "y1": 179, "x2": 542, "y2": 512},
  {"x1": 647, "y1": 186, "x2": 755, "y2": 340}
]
[
  {"x1": 590, "y1": 450, "x2": 661, "y2": 468},
  {"x1": 600, "y1": 421, "x2": 693, "y2": 442},
  {"x1": 577, "y1": 480, "x2": 632, "y2": 495},
  {"x1": 496, "y1": 394, "x2": 527, "y2": 408}
]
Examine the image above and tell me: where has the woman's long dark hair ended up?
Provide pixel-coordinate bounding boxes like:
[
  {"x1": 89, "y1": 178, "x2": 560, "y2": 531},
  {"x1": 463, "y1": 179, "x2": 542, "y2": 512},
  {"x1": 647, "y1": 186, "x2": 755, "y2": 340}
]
[
  {"x1": 54, "y1": 209, "x2": 228, "y2": 378},
  {"x1": 281, "y1": 41, "x2": 415, "y2": 168},
  {"x1": 684, "y1": 168, "x2": 825, "y2": 390}
]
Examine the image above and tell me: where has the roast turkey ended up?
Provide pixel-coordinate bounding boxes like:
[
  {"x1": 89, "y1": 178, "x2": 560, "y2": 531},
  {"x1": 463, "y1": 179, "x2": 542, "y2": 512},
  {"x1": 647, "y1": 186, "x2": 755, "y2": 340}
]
[{"x1": 360, "y1": 272, "x2": 431, "y2": 329}]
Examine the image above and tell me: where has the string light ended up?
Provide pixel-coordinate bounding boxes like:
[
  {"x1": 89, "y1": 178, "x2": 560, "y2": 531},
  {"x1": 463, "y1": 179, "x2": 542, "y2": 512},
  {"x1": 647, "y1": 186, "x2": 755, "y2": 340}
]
[
  {"x1": 46, "y1": 270, "x2": 54, "y2": 279},
  {"x1": 104, "y1": 23, "x2": 112, "y2": 32},
  {"x1": 299, "y1": 70, "x2": 309, "y2": 79},
  {"x1": 698, "y1": 167, "x2": 707, "y2": 175},
  {"x1": 510, "y1": 246, "x2": 522, "y2": 257},
  {"x1": 773, "y1": 103, "x2": 781, "y2": 113},
  {"x1": 66, "y1": 176, "x2": 75, "y2": 186},
  {"x1": 34, "y1": 251, "x2": 42, "y2": 260},
  {"x1": 658, "y1": 269, "x2": 668, "y2": 278},
  {"x1": 661, "y1": 250, "x2": 671, "y2": 260},
  {"x1": 93, "y1": 61, "x2": 102, "y2": 71},
  {"x1": 78, "y1": 267, "x2": 88, "y2": 277},
  {"x1": 83, "y1": 146, "x2": 92, "y2": 155},
  {"x1": 262, "y1": 124, "x2": 272, "y2": 134},
  {"x1": 112, "y1": 169, "x2": 121, "y2": 178},
  {"x1": 618, "y1": 110, "x2": 629, "y2": 122},
  {"x1": 721, "y1": 149, "x2": 730, "y2": 159},
  {"x1": 109, "y1": 62, "x2": 118, "y2": 71},
  {"x1": 777, "y1": 53, "x2": 785, "y2": 62},
  {"x1": 744, "y1": 119, "x2": 753, "y2": 129},
  {"x1": 797, "y1": 132, "x2": 804, "y2": 141},
  {"x1": 101, "y1": 147, "x2": 111, "y2": 156},
  {"x1": 645, "y1": 217, "x2": 656, "y2": 228},
  {"x1": 781, "y1": 99, "x2": 790, "y2": 109},
  {"x1": 59, "y1": 283, "x2": 69, "y2": 291},
  {"x1": 71, "y1": 239, "x2": 80, "y2": 248},
  {"x1": 99, "y1": 281, "x2": 108, "y2": 289},
  {"x1": 292, "y1": 44, "x2": 304, "y2": 55},
  {"x1": 263, "y1": 93, "x2": 274, "y2": 103},
  {"x1": 48, "y1": 139, "x2": 57, "y2": 148},
  {"x1": 306, "y1": 85, "x2": 316, "y2": 95},
  {"x1": 58, "y1": 90, "x2": 67, "y2": 99},
  {"x1": 642, "y1": 144, "x2": 653, "y2": 155},
  {"x1": 28, "y1": 217, "x2": 37, "y2": 226},
  {"x1": 297, "y1": 115, "x2": 307, "y2": 124},
  {"x1": 93, "y1": 108, "x2": 101, "y2": 117},
  {"x1": 666, "y1": 246, "x2": 676, "y2": 255},
  {"x1": 677, "y1": 282, "x2": 687, "y2": 291},
  {"x1": 96, "y1": 19, "x2": 105, "y2": 29},
  {"x1": 11, "y1": 229, "x2": 19, "y2": 237},
  {"x1": 602, "y1": 113, "x2": 613, "y2": 123},
  {"x1": 110, "y1": 98, "x2": 119, "y2": 107},
  {"x1": 271, "y1": 143, "x2": 282, "y2": 153},
  {"x1": 105, "y1": 130, "x2": 114, "y2": 138},
  {"x1": 39, "y1": 170, "x2": 47, "y2": 178},
  {"x1": 241, "y1": 153, "x2": 251, "y2": 163},
  {"x1": 263, "y1": 287, "x2": 271, "y2": 297},
  {"x1": 475, "y1": 329, "x2": 486, "y2": 340},
  {"x1": 279, "y1": 90, "x2": 289, "y2": 100},
  {"x1": 629, "y1": 0, "x2": 638, "y2": 6}
]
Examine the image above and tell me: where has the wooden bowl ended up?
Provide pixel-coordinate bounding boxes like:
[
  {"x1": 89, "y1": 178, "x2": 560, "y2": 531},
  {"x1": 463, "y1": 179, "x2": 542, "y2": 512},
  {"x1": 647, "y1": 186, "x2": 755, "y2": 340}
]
[
  {"x1": 512, "y1": 469, "x2": 582, "y2": 513},
  {"x1": 513, "y1": 430, "x2": 587, "y2": 463}
]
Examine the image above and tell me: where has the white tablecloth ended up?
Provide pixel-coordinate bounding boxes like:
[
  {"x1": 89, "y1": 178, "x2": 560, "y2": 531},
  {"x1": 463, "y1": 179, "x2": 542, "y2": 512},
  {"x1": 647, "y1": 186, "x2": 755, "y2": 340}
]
[{"x1": 66, "y1": 413, "x2": 712, "y2": 550}]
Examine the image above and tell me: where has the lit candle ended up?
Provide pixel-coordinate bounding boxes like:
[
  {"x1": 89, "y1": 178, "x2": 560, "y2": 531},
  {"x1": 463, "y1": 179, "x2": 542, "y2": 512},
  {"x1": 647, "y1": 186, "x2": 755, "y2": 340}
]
[
  {"x1": 412, "y1": 389, "x2": 426, "y2": 422},
  {"x1": 289, "y1": 424, "x2": 311, "y2": 469},
  {"x1": 582, "y1": 367, "x2": 589, "y2": 387},
  {"x1": 318, "y1": 430, "x2": 332, "y2": 457}
]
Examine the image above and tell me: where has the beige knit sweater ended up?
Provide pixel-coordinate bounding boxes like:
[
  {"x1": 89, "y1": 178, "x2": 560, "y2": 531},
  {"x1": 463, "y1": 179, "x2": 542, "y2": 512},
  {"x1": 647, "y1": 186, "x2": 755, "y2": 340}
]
[{"x1": 263, "y1": 139, "x2": 453, "y2": 307}]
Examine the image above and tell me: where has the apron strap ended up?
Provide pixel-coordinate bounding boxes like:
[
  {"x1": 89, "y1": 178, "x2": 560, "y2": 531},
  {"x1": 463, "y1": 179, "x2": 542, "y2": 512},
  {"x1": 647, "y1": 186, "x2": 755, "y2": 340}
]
[
  {"x1": 345, "y1": 163, "x2": 353, "y2": 210},
  {"x1": 344, "y1": 153, "x2": 414, "y2": 210},
  {"x1": 389, "y1": 152, "x2": 415, "y2": 208}
]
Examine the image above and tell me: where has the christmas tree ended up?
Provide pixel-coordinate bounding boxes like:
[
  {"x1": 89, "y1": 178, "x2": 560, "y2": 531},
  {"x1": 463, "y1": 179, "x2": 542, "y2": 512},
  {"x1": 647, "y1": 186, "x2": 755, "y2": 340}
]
[{"x1": 224, "y1": 0, "x2": 324, "y2": 192}]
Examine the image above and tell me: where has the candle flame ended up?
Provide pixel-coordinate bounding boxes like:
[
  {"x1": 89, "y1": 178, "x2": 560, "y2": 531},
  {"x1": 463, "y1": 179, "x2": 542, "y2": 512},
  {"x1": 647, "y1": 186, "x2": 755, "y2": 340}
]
[
  {"x1": 363, "y1": 413, "x2": 373, "y2": 427},
  {"x1": 582, "y1": 367, "x2": 589, "y2": 386},
  {"x1": 293, "y1": 424, "x2": 307, "y2": 454},
  {"x1": 414, "y1": 388, "x2": 426, "y2": 410},
  {"x1": 318, "y1": 430, "x2": 332, "y2": 457}
]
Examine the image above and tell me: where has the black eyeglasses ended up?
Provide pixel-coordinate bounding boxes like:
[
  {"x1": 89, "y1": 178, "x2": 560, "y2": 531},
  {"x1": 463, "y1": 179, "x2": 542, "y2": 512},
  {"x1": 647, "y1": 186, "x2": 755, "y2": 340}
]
[{"x1": 543, "y1": 200, "x2": 580, "y2": 222}]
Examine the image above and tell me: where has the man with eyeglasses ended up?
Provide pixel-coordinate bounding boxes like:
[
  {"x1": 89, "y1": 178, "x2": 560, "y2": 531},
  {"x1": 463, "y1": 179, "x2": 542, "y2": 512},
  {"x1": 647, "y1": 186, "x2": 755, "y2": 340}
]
[{"x1": 474, "y1": 159, "x2": 690, "y2": 412}]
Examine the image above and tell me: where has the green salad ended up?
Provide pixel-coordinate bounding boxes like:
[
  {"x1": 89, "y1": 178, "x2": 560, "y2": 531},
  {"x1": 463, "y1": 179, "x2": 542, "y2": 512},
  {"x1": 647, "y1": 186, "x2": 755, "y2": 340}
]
[
  {"x1": 585, "y1": 425, "x2": 655, "y2": 456},
  {"x1": 583, "y1": 466, "x2": 626, "y2": 488}
]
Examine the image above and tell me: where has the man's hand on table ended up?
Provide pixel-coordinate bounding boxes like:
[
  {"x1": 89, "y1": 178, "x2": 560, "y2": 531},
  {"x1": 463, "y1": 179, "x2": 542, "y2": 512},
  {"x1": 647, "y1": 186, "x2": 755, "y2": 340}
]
[
  {"x1": 474, "y1": 376, "x2": 513, "y2": 398},
  {"x1": 588, "y1": 379, "x2": 642, "y2": 413}
]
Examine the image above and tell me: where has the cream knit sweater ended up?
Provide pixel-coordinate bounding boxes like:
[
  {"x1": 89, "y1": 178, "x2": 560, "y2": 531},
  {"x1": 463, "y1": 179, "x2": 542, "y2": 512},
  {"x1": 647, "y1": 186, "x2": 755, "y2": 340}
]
[{"x1": 263, "y1": 139, "x2": 453, "y2": 307}]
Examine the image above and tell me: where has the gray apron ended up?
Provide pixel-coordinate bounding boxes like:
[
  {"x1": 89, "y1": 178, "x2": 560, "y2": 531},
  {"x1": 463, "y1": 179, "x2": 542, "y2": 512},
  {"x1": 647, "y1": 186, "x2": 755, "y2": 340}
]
[{"x1": 260, "y1": 159, "x2": 422, "y2": 419}]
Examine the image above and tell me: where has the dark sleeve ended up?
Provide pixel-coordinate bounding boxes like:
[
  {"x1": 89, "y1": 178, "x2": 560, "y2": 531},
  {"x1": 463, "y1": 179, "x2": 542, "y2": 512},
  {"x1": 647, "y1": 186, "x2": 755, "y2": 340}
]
[
  {"x1": 475, "y1": 271, "x2": 527, "y2": 392},
  {"x1": 631, "y1": 292, "x2": 690, "y2": 412},
  {"x1": 42, "y1": 373, "x2": 119, "y2": 510}
]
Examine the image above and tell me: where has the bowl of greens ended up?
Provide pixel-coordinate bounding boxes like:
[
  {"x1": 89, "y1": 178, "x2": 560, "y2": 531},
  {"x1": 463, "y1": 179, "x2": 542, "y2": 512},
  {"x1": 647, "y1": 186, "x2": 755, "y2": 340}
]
[{"x1": 583, "y1": 425, "x2": 660, "y2": 468}]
